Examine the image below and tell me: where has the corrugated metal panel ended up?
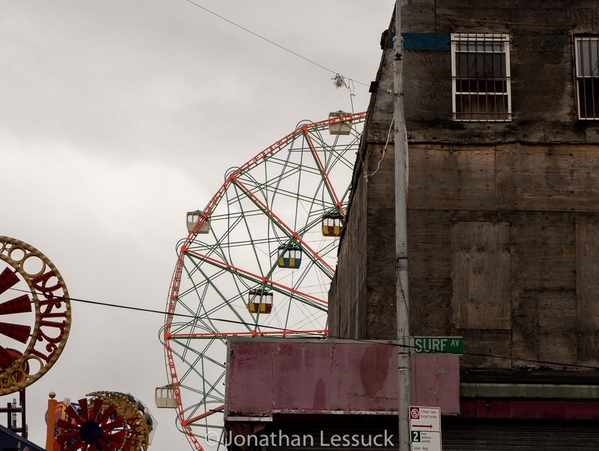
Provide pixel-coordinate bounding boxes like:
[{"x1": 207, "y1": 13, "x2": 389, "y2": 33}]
[
  {"x1": 460, "y1": 399, "x2": 599, "y2": 420},
  {"x1": 443, "y1": 419, "x2": 599, "y2": 451}
]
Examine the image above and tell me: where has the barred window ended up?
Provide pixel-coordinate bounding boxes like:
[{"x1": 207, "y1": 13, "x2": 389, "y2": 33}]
[
  {"x1": 451, "y1": 34, "x2": 512, "y2": 121},
  {"x1": 574, "y1": 36, "x2": 599, "y2": 120}
]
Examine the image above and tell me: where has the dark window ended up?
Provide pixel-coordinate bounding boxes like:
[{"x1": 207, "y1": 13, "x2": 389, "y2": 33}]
[
  {"x1": 452, "y1": 34, "x2": 512, "y2": 121},
  {"x1": 575, "y1": 37, "x2": 599, "y2": 120}
]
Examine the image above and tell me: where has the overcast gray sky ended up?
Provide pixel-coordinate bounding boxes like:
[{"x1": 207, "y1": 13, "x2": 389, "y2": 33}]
[{"x1": 0, "y1": 1, "x2": 394, "y2": 450}]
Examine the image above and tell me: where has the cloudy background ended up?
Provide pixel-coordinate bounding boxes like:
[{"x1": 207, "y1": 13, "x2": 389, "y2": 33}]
[{"x1": 0, "y1": 1, "x2": 394, "y2": 450}]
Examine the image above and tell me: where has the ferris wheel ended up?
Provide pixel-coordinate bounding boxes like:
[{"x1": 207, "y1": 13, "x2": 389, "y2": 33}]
[
  {"x1": 0, "y1": 236, "x2": 71, "y2": 395},
  {"x1": 52, "y1": 391, "x2": 156, "y2": 451},
  {"x1": 160, "y1": 111, "x2": 366, "y2": 450}
]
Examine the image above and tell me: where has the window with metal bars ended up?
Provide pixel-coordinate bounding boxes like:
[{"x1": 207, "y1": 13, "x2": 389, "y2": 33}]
[
  {"x1": 575, "y1": 36, "x2": 599, "y2": 120},
  {"x1": 451, "y1": 34, "x2": 512, "y2": 121}
]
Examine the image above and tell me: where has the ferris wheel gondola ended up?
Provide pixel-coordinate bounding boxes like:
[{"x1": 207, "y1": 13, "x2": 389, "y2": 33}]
[{"x1": 161, "y1": 112, "x2": 365, "y2": 451}]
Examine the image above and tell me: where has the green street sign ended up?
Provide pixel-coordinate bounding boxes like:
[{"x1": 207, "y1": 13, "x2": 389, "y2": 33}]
[{"x1": 413, "y1": 336, "x2": 463, "y2": 355}]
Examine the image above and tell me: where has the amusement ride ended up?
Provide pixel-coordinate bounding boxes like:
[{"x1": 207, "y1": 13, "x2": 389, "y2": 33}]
[{"x1": 160, "y1": 111, "x2": 366, "y2": 450}]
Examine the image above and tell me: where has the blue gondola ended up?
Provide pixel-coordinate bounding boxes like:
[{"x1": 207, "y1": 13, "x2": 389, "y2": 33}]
[{"x1": 277, "y1": 245, "x2": 302, "y2": 269}]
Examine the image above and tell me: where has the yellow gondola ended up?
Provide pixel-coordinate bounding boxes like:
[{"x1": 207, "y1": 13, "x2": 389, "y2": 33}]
[
  {"x1": 322, "y1": 213, "x2": 344, "y2": 237},
  {"x1": 247, "y1": 290, "x2": 273, "y2": 314}
]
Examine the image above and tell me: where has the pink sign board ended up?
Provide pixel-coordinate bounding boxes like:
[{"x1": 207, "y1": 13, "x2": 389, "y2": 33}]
[{"x1": 225, "y1": 339, "x2": 460, "y2": 419}]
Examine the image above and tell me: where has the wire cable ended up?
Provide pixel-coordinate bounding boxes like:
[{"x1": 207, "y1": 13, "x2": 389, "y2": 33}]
[
  {"x1": 367, "y1": 102, "x2": 395, "y2": 178},
  {"x1": 184, "y1": 0, "x2": 369, "y2": 87},
  {"x1": 9, "y1": 286, "x2": 599, "y2": 372}
]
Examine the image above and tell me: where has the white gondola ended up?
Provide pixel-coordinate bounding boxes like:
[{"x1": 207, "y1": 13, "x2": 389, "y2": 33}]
[
  {"x1": 154, "y1": 386, "x2": 177, "y2": 409},
  {"x1": 328, "y1": 110, "x2": 352, "y2": 135},
  {"x1": 186, "y1": 210, "x2": 210, "y2": 234}
]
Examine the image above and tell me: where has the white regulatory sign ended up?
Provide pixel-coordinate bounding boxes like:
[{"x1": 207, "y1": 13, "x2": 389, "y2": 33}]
[
  {"x1": 409, "y1": 406, "x2": 441, "y2": 432},
  {"x1": 410, "y1": 431, "x2": 441, "y2": 451}
]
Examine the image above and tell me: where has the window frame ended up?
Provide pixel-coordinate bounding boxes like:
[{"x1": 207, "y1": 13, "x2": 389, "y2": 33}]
[
  {"x1": 451, "y1": 33, "x2": 512, "y2": 122},
  {"x1": 574, "y1": 36, "x2": 599, "y2": 121}
]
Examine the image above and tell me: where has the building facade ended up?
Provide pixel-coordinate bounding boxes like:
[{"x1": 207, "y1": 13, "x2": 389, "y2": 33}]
[{"x1": 328, "y1": 1, "x2": 599, "y2": 449}]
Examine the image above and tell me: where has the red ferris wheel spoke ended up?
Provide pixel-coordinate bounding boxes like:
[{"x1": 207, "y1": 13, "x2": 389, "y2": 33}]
[
  {"x1": 0, "y1": 270, "x2": 33, "y2": 353},
  {"x1": 55, "y1": 421, "x2": 69, "y2": 430},
  {"x1": 78, "y1": 397, "x2": 90, "y2": 421},
  {"x1": 0, "y1": 346, "x2": 18, "y2": 368},
  {"x1": 64, "y1": 404, "x2": 86, "y2": 425},
  {"x1": 56, "y1": 398, "x2": 128, "y2": 451},
  {"x1": 228, "y1": 175, "x2": 336, "y2": 275},
  {"x1": 0, "y1": 268, "x2": 19, "y2": 294},
  {"x1": 185, "y1": 249, "x2": 327, "y2": 307},
  {"x1": 89, "y1": 397, "x2": 103, "y2": 423},
  {"x1": 55, "y1": 429, "x2": 78, "y2": 442},
  {"x1": 101, "y1": 429, "x2": 126, "y2": 447},
  {"x1": 0, "y1": 294, "x2": 32, "y2": 315},
  {"x1": 0, "y1": 322, "x2": 31, "y2": 343},
  {"x1": 185, "y1": 404, "x2": 224, "y2": 424},
  {"x1": 64, "y1": 438, "x2": 84, "y2": 451},
  {"x1": 97, "y1": 404, "x2": 118, "y2": 426},
  {"x1": 301, "y1": 124, "x2": 344, "y2": 214},
  {"x1": 55, "y1": 420, "x2": 76, "y2": 433},
  {"x1": 103, "y1": 417, "x2": 125, "y2": 431},
  {"x1": 59, "y1": 434, "x2": 80, "y2": 445}
]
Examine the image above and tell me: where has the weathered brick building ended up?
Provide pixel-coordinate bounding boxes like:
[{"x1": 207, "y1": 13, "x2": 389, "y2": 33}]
[{"x1": 328, "y1": 1, "x2": 599, "y2": 449}]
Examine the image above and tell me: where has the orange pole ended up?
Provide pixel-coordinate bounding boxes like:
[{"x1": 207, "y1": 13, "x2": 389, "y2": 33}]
[{"x1": 45, "y1": 392, "x2": 57, "y2": 451}]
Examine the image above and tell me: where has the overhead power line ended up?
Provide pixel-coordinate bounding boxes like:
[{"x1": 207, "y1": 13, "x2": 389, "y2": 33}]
[
  {"x1": 184, "y1": 0, "x2": 369, "y2": 87},
  {"x1": 9, "y1": 286, "x2": 599, "y2": 372}
]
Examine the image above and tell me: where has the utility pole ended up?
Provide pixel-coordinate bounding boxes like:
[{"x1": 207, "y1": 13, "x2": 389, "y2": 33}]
[{"x1": 394, "y1": 2, "x2": 411, "y2": 451}]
